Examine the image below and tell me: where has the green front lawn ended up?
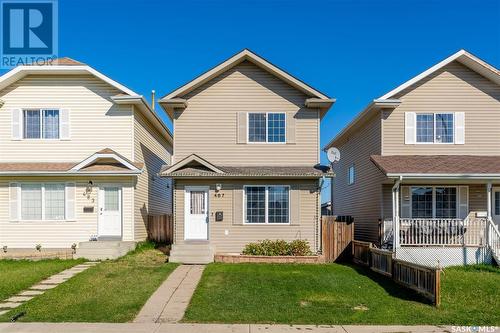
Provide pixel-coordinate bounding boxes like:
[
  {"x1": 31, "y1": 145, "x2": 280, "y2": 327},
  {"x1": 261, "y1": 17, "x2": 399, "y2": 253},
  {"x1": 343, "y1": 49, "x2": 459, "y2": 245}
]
[
  {"x1": 184, "y1": 263, "x2": 500, "y2": 325},
  {"x1": 0, "y1": 259, "x2": 83, "y2": 301},
  {"x1": 0, "y1": 243, "x2": 178, "y2": 322}
]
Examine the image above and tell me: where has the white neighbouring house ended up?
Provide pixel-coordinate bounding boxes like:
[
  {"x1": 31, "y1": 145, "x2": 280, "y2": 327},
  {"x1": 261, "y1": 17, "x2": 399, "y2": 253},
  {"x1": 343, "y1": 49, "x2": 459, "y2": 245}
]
[{"x1": 0, "y1": 58, "x2": 173, "y2": 258}]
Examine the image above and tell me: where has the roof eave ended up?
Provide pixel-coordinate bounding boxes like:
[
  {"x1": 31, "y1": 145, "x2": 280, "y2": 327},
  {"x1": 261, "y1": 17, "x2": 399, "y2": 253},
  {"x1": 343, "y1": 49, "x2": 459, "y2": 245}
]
[
  {"x1": 158, "y1": 98, "x2": 188, "y2": 121},
  {"x1": 111, "y1": 95, "x2": 173, "y2": 143},
  {"x1": 0, "y1": 171, "x2": 142, "y2": 176},
  {"x1": 323, "y1": 99, "x2": 401, "y2": 150},
  {"x1": 160, "y1": 174, "x2": 332, "y2": 179},
  {"x1": 386, "y1": 173, "x2": 500, "y2": 180}
]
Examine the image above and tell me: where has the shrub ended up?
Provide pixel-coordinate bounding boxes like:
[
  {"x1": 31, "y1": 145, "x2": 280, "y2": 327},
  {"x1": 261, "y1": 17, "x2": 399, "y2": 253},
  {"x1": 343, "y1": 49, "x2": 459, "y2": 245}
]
[
  {"x1": 288, "y1": 239, "x2": 313, "y2": 256},
  {"x1": 242, "y1": 239, "x2": 312, "y2": 256}
]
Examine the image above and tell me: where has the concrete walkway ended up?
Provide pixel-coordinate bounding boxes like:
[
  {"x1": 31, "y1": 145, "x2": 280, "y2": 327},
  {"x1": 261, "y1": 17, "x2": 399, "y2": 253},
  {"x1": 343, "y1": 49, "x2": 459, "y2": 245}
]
[
  {"x1": 0, "y1": 323, "x2": 472, "y2": 333},
  {"x1": 0, "y1": 262, "x2": 99, "y2": 317},
  {"x1": 134, "y1": 265, "x2": 205, "y2": 323}
]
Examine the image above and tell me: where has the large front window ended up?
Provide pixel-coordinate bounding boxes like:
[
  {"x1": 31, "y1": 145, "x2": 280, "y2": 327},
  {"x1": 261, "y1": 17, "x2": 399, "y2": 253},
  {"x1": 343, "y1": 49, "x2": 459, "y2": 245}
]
[
  {"x1": 21, "y1": 183, "x2": 65, "y2": 220},
  {"x1": 245, "y1": 185, "x2": 289, "y2": 224},
  {"x1": 248, "y1": 113, "x2": 286, "y2": 143},
  {"x1": 23, "y1": 109, "x2": 60, "y2": 139},
  {"x1": 411, "y1": 186, "x2": 457, "y2": 218},
  {"x1": 416, "y1": 113, "x2": 453, "y2": 143}
]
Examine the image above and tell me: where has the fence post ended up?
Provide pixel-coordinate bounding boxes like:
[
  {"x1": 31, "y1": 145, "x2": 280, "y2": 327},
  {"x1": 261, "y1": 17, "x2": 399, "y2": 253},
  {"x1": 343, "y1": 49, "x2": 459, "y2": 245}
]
[{"x1": 435, "y1": 265, "x2": 441, "y2": 306}]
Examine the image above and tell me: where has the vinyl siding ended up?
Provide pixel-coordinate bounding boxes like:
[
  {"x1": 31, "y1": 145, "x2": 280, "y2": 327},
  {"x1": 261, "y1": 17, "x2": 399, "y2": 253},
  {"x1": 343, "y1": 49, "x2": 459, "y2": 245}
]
[
  {"x1": 382, "y1": 62, "x2": 500, "y2": 155},
  {"x1": 133, "y1": 108, "x2": 173, "y2": 240},
  {"x1": 173, "y1": 61, "x2": 320, "y2": 166},
  {"x1": 0, "y1": 176, "x2": 134, "y2": 249},
  {"x1": 331, "y1": 113, "x2": 384, "y2": 243},
  {"x1": 174, "y1": 179, "x2": 319, "y2": 253},
  {"x1": 0, "y1": 75, "x2": 134, "y2": 162}
]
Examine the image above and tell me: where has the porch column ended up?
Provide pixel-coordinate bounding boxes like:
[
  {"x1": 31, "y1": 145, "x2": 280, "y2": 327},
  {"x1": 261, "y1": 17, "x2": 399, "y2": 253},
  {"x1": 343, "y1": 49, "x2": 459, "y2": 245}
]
[
  {"x1": 487, "y1": 182, "x2": 492, "y2": 220},
  {"x1": 392, "y1": 178, "x2": 401, "y2": 250},
  {"x1": 487, "y1": 182, "x2": 492, "y2": 247}
]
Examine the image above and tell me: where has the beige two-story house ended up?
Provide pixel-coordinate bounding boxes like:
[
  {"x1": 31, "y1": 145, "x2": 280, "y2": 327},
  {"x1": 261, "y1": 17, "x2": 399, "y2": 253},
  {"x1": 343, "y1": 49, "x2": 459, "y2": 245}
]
[
  {"x1": 325, "y1": 50, "x2": 500, "y2": 267},
  {"x1": 160, "y1": 49, "x2": 335, "y2": 263},
  {"x1": 0, "y1": 58, "x2": 173, "y2": 258}
]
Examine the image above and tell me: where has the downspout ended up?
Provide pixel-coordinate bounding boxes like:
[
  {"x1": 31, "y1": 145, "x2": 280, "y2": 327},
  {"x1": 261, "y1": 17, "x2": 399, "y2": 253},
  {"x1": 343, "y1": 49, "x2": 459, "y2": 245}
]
[{"x1": 392, "y1": 176, "x2": 402, "y2": 251}]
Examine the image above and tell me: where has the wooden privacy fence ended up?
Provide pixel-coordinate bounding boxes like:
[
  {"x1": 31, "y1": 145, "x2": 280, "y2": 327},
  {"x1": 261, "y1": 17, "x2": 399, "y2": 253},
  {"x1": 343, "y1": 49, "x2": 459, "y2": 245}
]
[
  {"x1": 322, "y1": 216, "x2": 354, "y2": 262},
  {"x1": 393, "y1": 260, "x2": 440, "y2": 305},
  {"x1": 352, "y1": 240, "x2": 371, "y2": 266},
  {"x1": 147, "y1": 214, "x2": 173, "y2": 244},
  {"x1": 352, "y1": 241, "x2": 441, "y2": 306}
]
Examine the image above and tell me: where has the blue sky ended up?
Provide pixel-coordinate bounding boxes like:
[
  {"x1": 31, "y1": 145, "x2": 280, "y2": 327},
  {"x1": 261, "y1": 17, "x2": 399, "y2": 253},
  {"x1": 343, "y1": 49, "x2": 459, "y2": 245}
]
[{"x1": 2, "y1": 0, "x2": 500, "y2": 202}]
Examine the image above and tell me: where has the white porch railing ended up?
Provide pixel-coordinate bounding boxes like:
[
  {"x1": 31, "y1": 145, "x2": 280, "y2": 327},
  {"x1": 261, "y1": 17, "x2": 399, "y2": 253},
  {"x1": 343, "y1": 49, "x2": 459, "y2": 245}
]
[
  {"x1": 487, "y1": 219, "x2": 500, "y2": 262},
  {"x1": 397, "y1": 217, "x2": 488, "y2": 246}
]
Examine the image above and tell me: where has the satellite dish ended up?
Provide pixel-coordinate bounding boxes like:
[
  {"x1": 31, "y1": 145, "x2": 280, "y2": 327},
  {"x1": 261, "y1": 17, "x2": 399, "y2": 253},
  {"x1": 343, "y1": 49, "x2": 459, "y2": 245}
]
[{"x1": 327, "y1": 147, "x2": 340, "y2": 163}]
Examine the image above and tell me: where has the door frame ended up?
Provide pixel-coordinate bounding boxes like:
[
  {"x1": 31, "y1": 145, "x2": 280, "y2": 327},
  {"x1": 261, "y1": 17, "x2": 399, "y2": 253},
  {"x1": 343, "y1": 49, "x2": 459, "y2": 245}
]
[
  {"x1": 98, "y1": 184, "x2": 123, "y2": 239},
  {"x1": 184, "y1": 186, "x2": 209, "y2": 240}
]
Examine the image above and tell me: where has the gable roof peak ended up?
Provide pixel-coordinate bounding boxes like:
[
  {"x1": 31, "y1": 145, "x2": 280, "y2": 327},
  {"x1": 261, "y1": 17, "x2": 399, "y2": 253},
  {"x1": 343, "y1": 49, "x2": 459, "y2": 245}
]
[
  {"x1": 159, "y1": 48, "x2": 331, "y2": 101},
  {"x1": 379, "y1": 49, "x2": 500, "y2": 100}
]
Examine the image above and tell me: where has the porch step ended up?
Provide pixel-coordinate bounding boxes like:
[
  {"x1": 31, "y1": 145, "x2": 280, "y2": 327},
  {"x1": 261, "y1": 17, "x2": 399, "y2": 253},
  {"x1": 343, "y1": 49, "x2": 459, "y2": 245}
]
[
  {"x1": 74, "y1": 241, "x2": 136, "y2": 261},
  {"x1": 169, "y1": 243, "x2": 215, "y2": 264}
]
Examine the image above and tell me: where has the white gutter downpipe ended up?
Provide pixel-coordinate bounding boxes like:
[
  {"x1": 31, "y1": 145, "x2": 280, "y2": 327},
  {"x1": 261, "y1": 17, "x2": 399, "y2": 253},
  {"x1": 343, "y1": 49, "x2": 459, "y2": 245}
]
[{"x1": 392, "y1": 176, "x2": 402, "y2": 251}]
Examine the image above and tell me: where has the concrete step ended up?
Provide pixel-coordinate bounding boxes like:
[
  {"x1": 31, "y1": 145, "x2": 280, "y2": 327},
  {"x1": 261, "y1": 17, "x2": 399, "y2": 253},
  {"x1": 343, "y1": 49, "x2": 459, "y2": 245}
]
[
  {"x1": 75, "y1": 241, "x2": 136, "y2": 261},
  {"x1": 78, "y1": 241, "x2": 135, "y2": 249},
  {"x1": 169, "y1": 254, "x2": 214, "y2": 264},
  {"x1": 169, "y1": 242, "x2": 215, "y2": 264}
]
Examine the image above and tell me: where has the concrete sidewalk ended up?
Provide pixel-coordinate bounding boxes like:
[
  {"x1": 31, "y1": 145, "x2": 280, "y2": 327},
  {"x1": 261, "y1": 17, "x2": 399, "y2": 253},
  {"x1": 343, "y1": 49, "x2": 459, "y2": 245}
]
[
  {"x1": 134, "y1": 265, "x2": 205, "y2": 323},
  {"x1": 0, "y1": 323, "x2": 468, "y2": 333}
]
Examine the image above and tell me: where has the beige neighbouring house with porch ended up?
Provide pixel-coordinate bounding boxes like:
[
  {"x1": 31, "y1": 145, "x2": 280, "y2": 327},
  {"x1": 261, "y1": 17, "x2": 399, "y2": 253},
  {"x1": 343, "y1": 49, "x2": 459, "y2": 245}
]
[
  {"x1": 0, "y1": 58, "x2": 173, "y2": 259},
  {"x1": 160, "y1": 49, "x2": 335, "y2": 263},
  {"x1": 325, "y1": 50, "x2": 500, "y2": 267}
]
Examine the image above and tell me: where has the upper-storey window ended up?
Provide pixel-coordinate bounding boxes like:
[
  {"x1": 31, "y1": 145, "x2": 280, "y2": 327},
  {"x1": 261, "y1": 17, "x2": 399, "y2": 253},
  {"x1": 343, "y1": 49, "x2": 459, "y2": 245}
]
[
  {"x1": 248, "y1": 112, "x2": 286, "y2": 143},
  {"x1": 24, "y1": 109, "x2": 60, "y2": 139},
  {"x1": 415, "y1": 113, "x2": 454, "y2": 144}
]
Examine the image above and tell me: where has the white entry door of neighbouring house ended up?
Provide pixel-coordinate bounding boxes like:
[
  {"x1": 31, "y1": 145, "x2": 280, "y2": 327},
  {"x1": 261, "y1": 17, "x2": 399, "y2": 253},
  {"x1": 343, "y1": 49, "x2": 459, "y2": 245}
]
[
  {"x1": 98, "y1": 186, "x2": 122, "y2": 239},
  {"x1": 184, "y1": 187, "x2": 209, "y2": 240},
  {"x1": 493, "y1": 188, "x2": 500, "y2": 227}
]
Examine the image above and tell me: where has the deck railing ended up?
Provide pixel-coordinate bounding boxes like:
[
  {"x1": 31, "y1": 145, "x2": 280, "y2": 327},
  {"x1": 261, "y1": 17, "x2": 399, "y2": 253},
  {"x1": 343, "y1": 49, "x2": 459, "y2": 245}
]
[
  {"x1": 487, "y1": 219, "x2": 500, "y2": 262},
  {"x1": 398, "y1": 217, "x2": 487, "y2": 246}
]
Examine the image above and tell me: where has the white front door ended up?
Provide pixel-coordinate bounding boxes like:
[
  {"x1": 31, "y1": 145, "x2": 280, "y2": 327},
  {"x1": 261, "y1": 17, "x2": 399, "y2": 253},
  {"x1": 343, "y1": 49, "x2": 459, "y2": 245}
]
[
  {"x1": 184, "y1": 187, "x2": 208, "y2": 240},
  {"x1": 98, "y1": 186, "x2": 122, "y2": 238},
  {"x1": 493, "y1": 188, "x2": 500, "y2": 226}
]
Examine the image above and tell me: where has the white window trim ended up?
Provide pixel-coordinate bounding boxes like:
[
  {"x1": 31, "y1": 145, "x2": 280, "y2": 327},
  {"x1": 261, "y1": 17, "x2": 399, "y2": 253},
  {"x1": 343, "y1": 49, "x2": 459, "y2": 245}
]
[
  {"x1": 243, "y1": 185, "x2": 290, "y2": 225},
  {"x1": 348, "y1": 165, "x2": 355, "y2": 185},
  {"x1": 247, "y1": 112, "x2": 287, "y2": 144},
  {"x1": 415, "y1": 112, "x2": 455, "y2": 145},
  {"x1": 22, "y1": 108, "x2": 62, "y2": 141},
  {"x1": 409, "y1": 185, "x2": 459, "y2": 219},
  {"x1": 17, "y1": 182, "x2": 67, "y2": 222}
]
